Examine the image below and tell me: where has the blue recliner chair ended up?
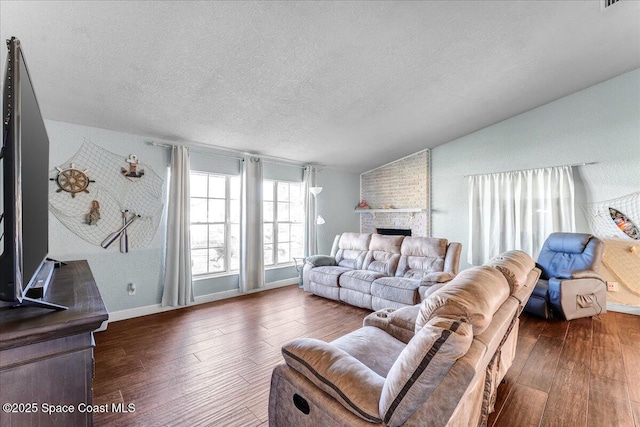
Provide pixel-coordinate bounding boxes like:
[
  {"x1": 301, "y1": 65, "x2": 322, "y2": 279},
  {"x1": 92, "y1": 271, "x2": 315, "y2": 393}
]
[{"x1": 524, "y1": 232, "x2": 607, "y2": 320}]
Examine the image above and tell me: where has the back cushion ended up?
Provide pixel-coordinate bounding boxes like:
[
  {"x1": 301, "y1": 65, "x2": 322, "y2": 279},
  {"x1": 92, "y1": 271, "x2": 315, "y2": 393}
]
[
  {"x1": 335, "y1": 233, "x2": 372, "y2": 269},
  {"x1": 379, "y1": 316, "x2": 473, "y2": 426},
  {"x1": 415, "y1": 266, "x2": 510, "y2": 335},
  {"x1": 396, "y1": 237, "x2": 448, "y2": 278},
  {"x1": 363, "y1": 234, "x2": 404, "y2": 275},
  {"x1": 537, "y1": 233, "x2": 603, "y2": 279},
  {"x1": 485, "y1": 250, "x2": 535, "y2": 294}
]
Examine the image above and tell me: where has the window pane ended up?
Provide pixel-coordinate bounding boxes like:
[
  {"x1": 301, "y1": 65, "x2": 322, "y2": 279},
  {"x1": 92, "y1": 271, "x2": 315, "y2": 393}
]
[
  {"x1": 192, "y1": 249, "x2": 208, "y2": 275},
  {"x1": 264, "y1": 223, "x2": 273, "y2": 244},
  {"x1": 208, "y1": 175, "x2": 226, "y2": 199},
  {"x1": 230, "y1": 176, "x2": 241, "y2": 200},
  {"x1": 263, "y1": 180, "x2": 274, "y2": 201},
  {"x1": 278, "y1": 243, "x2": 291, "y2": 264},
  {"x1": 291, "y1": 224, "x2": 304, "y2": 244},
  {"x1": 191, "y1": 198, "x2": 208, "y2": 223},
  {"x1": 190, "y1": 173, "x2": 208, "y2": 197},
  {"x1": 209, "y1": 248, "x2": 225, "y2": 273},
  {"x1": 230, "y1": 225, "x2": 240, "y2": 271},
  {"x1": 208, "y1": 199, "x2": 226, "y2": 222},
  {"x1": 191, "y1": 224, "x2": 208, "y2": 249},
  {"x1": 277, "y1": 202, "x2": 290, "y2": 221},
  {"x1": 278, "y1": 223, "x2": 290, "y2": 243},
  {"x1": 290, "y1": 183, "x2": 303, "y2": 204},
  {"x1": 264, "y1": 244, "x2": 274, "y2": 266},
  {"x1": 291, "y1": 241, "x2": 304, "y2": 259},
  {"x1": 290, "y1": 201, "x2": 304, "y2": 223},
  {"x1": 264, "y1": 201, "x2": 274, "y2": 222},
  {"x1": 277, "y1": 182, "x2": 290, "y2": 201},
  {"x1": 230, "y1": 198, "x2": 240, "y2": 223},
  {"x1": 208, "y1": 224, "x2": 225, "y2": 247}
]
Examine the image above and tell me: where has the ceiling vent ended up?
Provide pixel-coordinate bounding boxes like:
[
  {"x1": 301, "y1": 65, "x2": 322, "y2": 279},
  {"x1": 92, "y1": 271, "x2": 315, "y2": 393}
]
[{"x1": 601, "y1": 0, "x2": 621, "y2": 10}]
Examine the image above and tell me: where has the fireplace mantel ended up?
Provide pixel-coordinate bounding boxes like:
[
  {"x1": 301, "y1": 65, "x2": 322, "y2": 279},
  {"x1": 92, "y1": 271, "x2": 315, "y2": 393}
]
[{"x1": 354, "y1": 208, "x2": 424, "y2": 218}]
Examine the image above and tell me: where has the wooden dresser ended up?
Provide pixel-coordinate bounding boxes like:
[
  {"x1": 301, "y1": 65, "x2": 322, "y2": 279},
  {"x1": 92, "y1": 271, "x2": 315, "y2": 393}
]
[{"x1": 0, "y1": 260, "x2": 108, "y2": 427}]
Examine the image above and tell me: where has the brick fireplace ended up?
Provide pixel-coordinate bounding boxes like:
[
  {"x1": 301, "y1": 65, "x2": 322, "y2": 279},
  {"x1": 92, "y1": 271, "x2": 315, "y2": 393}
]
[{"x1": 360, "y1": 150, "x2": 430, "y2": 236}]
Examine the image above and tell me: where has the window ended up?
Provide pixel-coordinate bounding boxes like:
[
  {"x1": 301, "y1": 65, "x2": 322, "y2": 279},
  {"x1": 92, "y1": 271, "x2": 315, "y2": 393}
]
[
  {"x1": 263, "y1": 180, "x2": 304, "y2": 267},
  {"x1": 190, "y1": 172, "x2": 240, "y2": 276}
]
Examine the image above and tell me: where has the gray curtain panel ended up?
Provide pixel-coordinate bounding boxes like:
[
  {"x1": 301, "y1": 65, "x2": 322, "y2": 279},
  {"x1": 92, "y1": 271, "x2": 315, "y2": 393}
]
[{"x1": 240, "y1": 157, "x2": 264, "y2": 292}]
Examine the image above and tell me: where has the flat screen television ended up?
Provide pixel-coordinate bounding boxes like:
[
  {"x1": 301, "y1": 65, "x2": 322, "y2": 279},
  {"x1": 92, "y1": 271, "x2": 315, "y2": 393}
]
[{"x1": 0, "y1": 37, "x2": 65, "y2": 310}]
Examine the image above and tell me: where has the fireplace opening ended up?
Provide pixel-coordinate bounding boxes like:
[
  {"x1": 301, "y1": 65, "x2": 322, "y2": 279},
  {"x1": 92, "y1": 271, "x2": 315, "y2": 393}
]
[{"x1": 376, "y1": 228, "x2": 412, "y2": 236}]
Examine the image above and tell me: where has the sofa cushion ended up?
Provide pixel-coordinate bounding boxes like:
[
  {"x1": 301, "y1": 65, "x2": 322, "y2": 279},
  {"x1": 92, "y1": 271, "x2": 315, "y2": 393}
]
[
  {"x1": 340, "y1": 270, "x2": 385, "y2": 293},
  {"x1": 362, "y1": 234, "x2": 403, "y2": 276},
  {"x1": 340, "y1": 288, "x2": 373, "y2": 309},
  {"x1": 379, "y1": 317, "x2": 473, "y2": 426},
  {"x1": 415, "y1": 266, "x2": 510, "y2": 335},
  {"x1": 371, "y1": 277, "x2": 421, "y2": 306},
  {"x1": 370, "y1": 233, "x2": 404, "y2": 253},
  {"x1": 331, "y1": 326, "x2": 406, "y2": 377},
  {"x1": 309, "y1": 266, "x2": 353, "y2": 287},
  {"x1": 282, "y1": 337, "x2": 385, "y2": 423},
  {"x1": 335, "y1": 233, "x2": 371, "y2": 270},
  {"x1": 485, "y1": 250, "x2": 535, "y2": 294},
  {"x1": 396, "y1": 237, "x2": 449, "y2": 278}
]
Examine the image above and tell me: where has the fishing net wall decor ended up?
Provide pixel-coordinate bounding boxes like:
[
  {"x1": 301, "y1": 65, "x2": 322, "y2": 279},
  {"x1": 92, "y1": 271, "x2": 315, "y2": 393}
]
[
  {"x1": 49, "y1": 140, "x2": 165, "y2": 249},
  {"x1": 581, "y1": 192, "x2": 640, "y2": 307},
  {"x1": 581, "y1": 192, "x2": 640, "y2": 241}
]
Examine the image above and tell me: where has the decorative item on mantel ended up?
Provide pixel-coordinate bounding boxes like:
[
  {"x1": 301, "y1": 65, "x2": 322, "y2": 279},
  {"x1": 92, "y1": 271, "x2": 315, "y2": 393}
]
[
  {"x1": 380, "y1": 204, "x2": 395, "y2": 209},
  {"x1": 355, "y1": 200, "x2": 371, "y2": 209}
]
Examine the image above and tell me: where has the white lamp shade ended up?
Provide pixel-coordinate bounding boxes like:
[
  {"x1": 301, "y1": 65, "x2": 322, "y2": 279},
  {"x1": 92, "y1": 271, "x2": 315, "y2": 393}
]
[
  {"x1": 309, "y1": 187, "x2": 323, "y2": 196},
  {"x1": 316, "y1": 215, "x2": 325, "y2": 225}
]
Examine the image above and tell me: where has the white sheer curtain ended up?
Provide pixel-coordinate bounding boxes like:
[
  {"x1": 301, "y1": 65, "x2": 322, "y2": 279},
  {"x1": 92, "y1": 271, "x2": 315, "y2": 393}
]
[
  {"x1": 303, "y1": 166, "x2": 318, "y2": 256},
  {"x1": 162, "y1": 145, "x2": 194, "y2": 307},
  {"x1": 468, "y1": 165, "x2": 575, "y2": 265},
  {"x1": 240, "y1": 157, "x2": 264, "y2": 293}
]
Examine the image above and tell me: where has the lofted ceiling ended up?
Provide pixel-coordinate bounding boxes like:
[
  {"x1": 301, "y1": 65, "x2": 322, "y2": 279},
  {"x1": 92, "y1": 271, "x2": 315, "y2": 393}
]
[{"x1": 1, "y1": 0, "x2": 639, "y2": 173}]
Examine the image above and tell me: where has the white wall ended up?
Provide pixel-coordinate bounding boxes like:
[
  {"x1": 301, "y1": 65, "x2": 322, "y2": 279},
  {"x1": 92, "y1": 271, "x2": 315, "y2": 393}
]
[
  {"x1": 46, "y1": 120, "x2": 170, "y2": 313},
  {"x1": 317, "y1": 169, "x2": 361, "y2": 254},
  {"x1": 432, "y1": 69, "x2": 640, "y2": 270}
]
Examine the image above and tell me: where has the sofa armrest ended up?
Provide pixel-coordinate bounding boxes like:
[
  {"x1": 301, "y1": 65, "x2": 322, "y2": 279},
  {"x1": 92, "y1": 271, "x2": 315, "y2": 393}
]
[
  {"x1": 281, "y1": 338, "x2": 384, "y2": 423},
  {"x1": 548, "y1": 276, "x2": 607, "y2": 320},
  {"x1": 421, "y1": 272, "x2": 456, "y2": 284},
  {"x1": 569, "y1": 269, "x2": 605, "y2": 281},
  {"x1": 555, "y1": 269, "x2": 605, "y2": 281},
  {"x1": 363, "y1": 305, "x2": 420, "y2": 344},
  {"x1": 444, "y1": 242, "x2": 462, "y2": 275}
]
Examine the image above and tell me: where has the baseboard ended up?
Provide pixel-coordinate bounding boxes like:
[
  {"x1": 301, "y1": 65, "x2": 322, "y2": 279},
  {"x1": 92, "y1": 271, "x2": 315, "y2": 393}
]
[
  {"x1": 101, "y1": 278, "x2": 298, "y2": 326},
  {"x1": 607, "y1": 302, "x2": 640, "y2": 316}
]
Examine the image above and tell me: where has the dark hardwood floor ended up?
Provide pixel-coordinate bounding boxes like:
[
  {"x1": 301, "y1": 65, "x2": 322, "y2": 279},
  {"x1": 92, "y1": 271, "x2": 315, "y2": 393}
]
[{"x1": 93, "y1": 285, "x2": 640, "y2": 427}]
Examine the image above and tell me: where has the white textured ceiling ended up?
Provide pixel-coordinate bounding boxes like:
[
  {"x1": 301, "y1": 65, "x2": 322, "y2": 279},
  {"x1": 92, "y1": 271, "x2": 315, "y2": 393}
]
[{"x1": 1, "y1": 1, "x2": 639, "y2": 172}]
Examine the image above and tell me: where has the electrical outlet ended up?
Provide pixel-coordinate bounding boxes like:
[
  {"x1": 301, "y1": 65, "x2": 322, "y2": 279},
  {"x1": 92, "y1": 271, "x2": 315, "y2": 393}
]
[
  {"x1": 128, "y1": 283, "x2": 136, "y2": 295},
  {"x1": 607, "y1": 281, "x2": 619, "y2": 292}
]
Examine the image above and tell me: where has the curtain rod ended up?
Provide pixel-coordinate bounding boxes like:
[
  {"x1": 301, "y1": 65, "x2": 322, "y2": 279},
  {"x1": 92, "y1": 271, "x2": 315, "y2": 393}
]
[
  {"x1": 463, "y1": 162, "x2": 597, "y2": 178},
  {"x1": 147, "y1": 141, "x2": 307, "y2": 168},
  {"x1": 147, "y1": 141, "x2": 244, "y2": 161}
]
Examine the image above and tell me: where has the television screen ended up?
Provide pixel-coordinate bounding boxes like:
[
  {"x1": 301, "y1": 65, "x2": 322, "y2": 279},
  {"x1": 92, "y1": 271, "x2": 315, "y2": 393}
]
[
  {"x1": 17, "y1": 46, "x2": 50, "y2": 289},
  {"x1": 1, "y1": 37, "x2": 55, "y2": 307}
]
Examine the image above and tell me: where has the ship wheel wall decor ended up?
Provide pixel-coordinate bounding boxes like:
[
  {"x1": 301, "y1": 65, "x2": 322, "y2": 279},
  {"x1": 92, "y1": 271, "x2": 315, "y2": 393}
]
[{"x1": 50, "y1": 163, "x2": 95, "y2": 198}]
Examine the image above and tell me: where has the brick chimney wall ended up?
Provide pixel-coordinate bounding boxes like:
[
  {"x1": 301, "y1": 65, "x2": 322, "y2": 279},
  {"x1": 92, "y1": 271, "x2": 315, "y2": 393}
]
[{"x1": 360, "y1": 150, "x2": 430, "y2": 236}]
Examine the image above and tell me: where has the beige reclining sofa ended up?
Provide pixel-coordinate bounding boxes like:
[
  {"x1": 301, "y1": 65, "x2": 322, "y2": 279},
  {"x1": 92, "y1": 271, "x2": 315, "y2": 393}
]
[
  {"x1": 270, "y1": 250, "x2": 541, "y2": 426},
  {"x1": 302, "y1": 232, "x2": 462, "y2": 311}
]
